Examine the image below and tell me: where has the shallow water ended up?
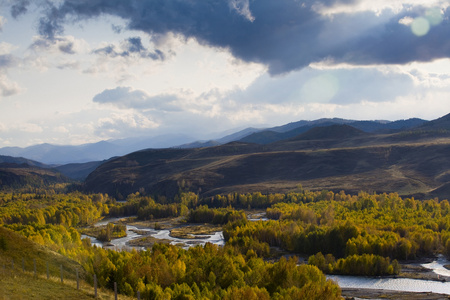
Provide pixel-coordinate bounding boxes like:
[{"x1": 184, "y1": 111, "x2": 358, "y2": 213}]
[
  {"x1": 422, "y1": 256, "x2": 450, "y2": 277},
  {"x1": 83, "y1": 218, "x2": 225, "y2": 250},
  {"x1": 85, "y1": 218, "x2": 450, "y2": 295},
  {"x1": 328, "y1": 275, "x2": 450, "y2": 295}
]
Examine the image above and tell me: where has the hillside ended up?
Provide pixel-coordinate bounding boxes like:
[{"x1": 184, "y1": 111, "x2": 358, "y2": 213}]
[
  {"x1": 291, "y1": 124, "x2": 366, "y2": 140},
  {"x1": 0, "y1": 163, "x2": 70, "y2": 191},
  {"x1": 0, "y1": 117, "x2": 428, "y2": 164},
  {"x1": 417, "y1": 112, "x2": 450, "y2": 131},
  {"x1": 0, "y1": 227, "x2": 90, "y2": 299},
  {"x1": 0, "y1": 226, "x2": 132, "y2": 299},
  {"x1": 53, "y1": 161, "x2": 104, "y2": 181},
  {"x1": 238, "y1": 118, "x2": 426, "y2": 145},
  {"x1": 84, "y1": 115, "x2": 450, "y2": 200},
  {"x1": 0, "y1": 155, "x2": 50, "y2": 168}
]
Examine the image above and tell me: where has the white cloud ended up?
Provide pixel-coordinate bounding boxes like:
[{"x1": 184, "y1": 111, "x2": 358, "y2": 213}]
[
  {"x1": 24, "y1": 35, "x2": 90, "y2": 71},
  {"x1": 95, "y1": 113, "x2": 159, "y2": 138},
  {"x1": 53, "y1": 126, "x2": 69, "y2": 133},
  {"x1": 228, "y1": 0, "x2": 255, "y2": 22},
  {"x1": 0, "y1": 42, "x2": 16, "y2": 55},
  {"x1": 0, "y1": 74, "x2": 21, "y2": 97},
  {"x1": 29, "y1": 35, "x2": 89, "y2": 55},
  {"x1": 399, "y1": 16, "x2": 414, "y2": 26},
  {"x1": 315, "y1": 0, "x2": 449, "y2": 16},
  {"x1": 18, "y1": 123, "x2": 43, "y2": 133}
]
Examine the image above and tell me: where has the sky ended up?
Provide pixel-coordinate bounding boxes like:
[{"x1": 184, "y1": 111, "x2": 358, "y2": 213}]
[{"x1": 0, "y1": 0, "x2": 449, "y2": 147}]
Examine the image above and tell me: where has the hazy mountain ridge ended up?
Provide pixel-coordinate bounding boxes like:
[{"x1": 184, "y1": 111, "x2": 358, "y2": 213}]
[
  {"x1": 0, "y1": 117, "x2": 428, "y2": 165},
  {"x1": 83, "y1": 113, "x2": 450, "y2": 200},
  {"x1": 239, "y1": 118, "x2": 427, "y2": 145},
  {"x1": 0, "y1": 134, "x2": 195, "y2": 165}
]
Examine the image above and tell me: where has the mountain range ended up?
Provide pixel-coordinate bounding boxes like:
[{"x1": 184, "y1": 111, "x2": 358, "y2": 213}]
[
  {"x1": 1, "y1": 113, "x2": 450, "y2": 200},
  {"x1": 0, "y1": 117, "x2": 427, "y2": 165},
  {"x1": 83, "y1": 113, "x2": 450, "y2": 200}
]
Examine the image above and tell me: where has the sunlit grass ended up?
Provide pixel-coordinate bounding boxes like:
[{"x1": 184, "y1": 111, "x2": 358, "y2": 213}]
[{"x1": 0, "y1": 226, "x2": 133, "y2": 299}]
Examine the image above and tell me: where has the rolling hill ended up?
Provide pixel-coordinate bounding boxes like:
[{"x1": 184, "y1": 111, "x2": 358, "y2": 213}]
[
  {"x1": 238, "y1": 118, "x2": 427, "y2": 145},
  {"x1": 0, "y1": 162, "x2": 70, "y2": 191},
  {"x1": 83, "y1": 113, "x2": 450, "y2": 200},
  {"x1": 0, "y1": 226, "x2": 126, "y2": 299},
  {"x1": 0, "y1": 117, "x2": 427, "y2": 164}
]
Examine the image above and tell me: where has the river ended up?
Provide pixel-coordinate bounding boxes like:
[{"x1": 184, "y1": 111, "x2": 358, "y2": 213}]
[
  {"x1": 329, "y1": 275, "x2": 450, "y2": 295},
  {"x1": 328, "y1": 257, "x2": 450, "y2": 295},
  {"x1": 82, "y1": 217, "x2": 450, "y2": 295},
  {"x1": 81, "y1": 217, "x2": 224, "y2": 251}
]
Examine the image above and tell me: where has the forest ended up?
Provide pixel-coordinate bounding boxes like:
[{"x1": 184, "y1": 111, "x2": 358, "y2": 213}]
[{"x1": 1, "y1": 187, "x2": 450, "y2": 298}]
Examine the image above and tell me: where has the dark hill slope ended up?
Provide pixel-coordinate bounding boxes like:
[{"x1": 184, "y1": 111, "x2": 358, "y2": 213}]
[
  {"x1": 53, "y1": 160, "x2": 104, "y2": 180},
  {"x1": 292, "y1": 124, "x2": 366, "y2": 140},
  {"x1": 238, "y1": 118, "x2": 426, "y2": 145},
  {"x1": 349, "y1": 118, "x2": 426, "y2": 133},
  {"x1": 239, "y1": 121, "x2": 338, "y2": 144},
  {"x1": 0, "y1": 163, "x2": 69, "y2": 190},
  {"x1": 418, "y1": 112, "x2": 450, "y2": 131},
  {"x1": 84, "y1": 114, "x2": 450, "y2": 199},
  {"x1": 84, "y1": 130, "x2": 450, "y2": 200},
  {"x1": 0, "y1": 155, "x2": 49, "y2": 168}
]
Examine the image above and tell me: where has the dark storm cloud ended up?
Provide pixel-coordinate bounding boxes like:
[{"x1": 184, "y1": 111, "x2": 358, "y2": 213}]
[
  {"x1": 33, "y1": 0, "x2": 450, "y2": 74},
  {"x1": 10, "y1": 0, "x2": 30, "y2": 19},
  {"x1": 93, "y1": 37, "x2": 165, "y2": 60}
]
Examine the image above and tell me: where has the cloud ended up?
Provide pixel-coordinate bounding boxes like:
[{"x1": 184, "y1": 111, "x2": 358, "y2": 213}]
[
  {"x1": 93, "y1": 86, "x2": 183, "y2": 111},
  {"x1": 95, "y1": 112, "x2": 159, "y2": 138},
  {"x1": 53, "y1": 126, "x2": 69, "y2": 133},
  {"x1": 0, "y1": 54, "x2": 21, "y2": 97},
  {"x1": 18, "y1": 123, "x2": 43, "y2": 133},
  {"x1": 228, "y1": 0, "x2": 255, "y2": 22},
  {"x1": 10, "y1": 0, "x2": 30, "y2": 19},
  {"x1": 27, "y1": 0, "x2": 450, "y2": 74},
  {"x1": 225, "y1": 65, "x2": 415, "y2": 105},
  {"x1": 23, "y1": 35, "x2": 90, "y2": 72},
  {"x1": 0, "y1": 16, "x2": 5, "y2": 31},
  {"x1": 29, "y1": 35, "x2": 82, "y2": 55},
  {"x1": 93, "y1": 37, "x2": 165, "y2": 60},
  {"x1": 0, "y1": 54, "x2": 17, "y2": 68},
  {"x1": 315, "y1": 0, "x2": 448, "y2": 16},
  {"x1": 0, "y1": 74, "x2": 21, "y2": 97}
]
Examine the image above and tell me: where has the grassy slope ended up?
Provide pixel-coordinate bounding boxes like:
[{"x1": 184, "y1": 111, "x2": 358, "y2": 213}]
[
  {"x1": 84, "y1": 127, "x2": 450, "y2": 200},
  {"x1": 0, "y1": 227, "x2": 131, "y2": 299}
]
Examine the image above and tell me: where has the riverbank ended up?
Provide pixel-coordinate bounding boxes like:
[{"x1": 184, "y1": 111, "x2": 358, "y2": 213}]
[
  {"x1": 342, "y1": 288, "x2": 450, "y2": 300},
  {"x1": 400, "y1": 261, "x2": 450, "y2": 282},
  {"x1": 88, "y1": 215, "x2": 450, "y2": 298}
]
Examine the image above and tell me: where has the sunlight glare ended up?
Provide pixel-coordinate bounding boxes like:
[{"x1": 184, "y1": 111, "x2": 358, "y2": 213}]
[
  {"x1": 425, "y1": 7, "x2": 444, "y2": 26},
  {"x1": 411, "y1": 17, "x2": 430, "y2": 37},
  {"x1": 301, "y1": 73, "x2": 339, "y2": 103}
]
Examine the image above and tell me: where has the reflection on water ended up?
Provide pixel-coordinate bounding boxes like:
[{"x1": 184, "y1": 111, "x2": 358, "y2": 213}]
[
  {"x1": 82, "y1": 218, "x2": 225, "y2": 251},
  {"x1": 248, "y1": 212, "x2": 269, "y2": 221},
  {"x1": 152, "y1": 230, "x2": 225, "y2": 249},
  {"x1": 328, "y1": 275, "x2": 450, "y2": 295},
  {"x1": 85, "y1": 218, "x2": 450, "y2": 295},
  {"x1": 422, "y1": 256, "x2": 450, "y2": 277}
]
